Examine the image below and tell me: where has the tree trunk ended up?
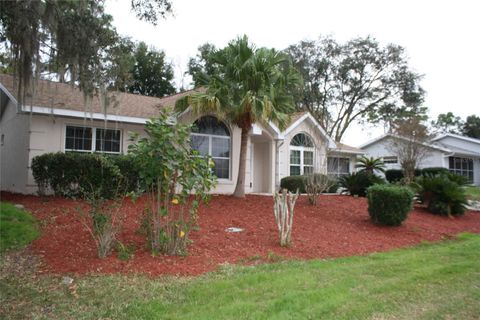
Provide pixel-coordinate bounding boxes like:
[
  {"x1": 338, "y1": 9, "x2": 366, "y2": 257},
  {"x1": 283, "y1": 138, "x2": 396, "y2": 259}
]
[{"x1": 233, "y1": 127, "x2": 249, "y2": 198}]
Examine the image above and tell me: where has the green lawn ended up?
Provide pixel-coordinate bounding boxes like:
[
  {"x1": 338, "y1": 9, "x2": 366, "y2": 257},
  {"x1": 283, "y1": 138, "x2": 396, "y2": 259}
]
[
  {"x1": 0, "y1": 202, "x2": 39, "y2": 252},
  {"x1": 465, "y1": 186, "x2": 480, "y2": 201},
  {"x1": 1, "y1": 233, "x2": 479, "y2": 319}
]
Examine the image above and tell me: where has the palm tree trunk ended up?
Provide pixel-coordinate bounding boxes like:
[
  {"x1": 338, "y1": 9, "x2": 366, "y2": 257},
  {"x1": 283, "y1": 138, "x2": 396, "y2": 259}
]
[{"x1": 233, "y1": 127, "x2": 249, "y2": 198}]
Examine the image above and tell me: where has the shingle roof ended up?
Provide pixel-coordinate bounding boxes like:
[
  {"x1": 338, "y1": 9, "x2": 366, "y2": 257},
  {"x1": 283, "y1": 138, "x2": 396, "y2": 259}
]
[
  {"x1": 334, "y1": 142, "x2": 364, "y2": 153},
  {"x1": 0, "y1": 73, "x2": 199, "y2": 119},
  {"x1": 286, "y1": 111, "x2": 308, "y2": 127}
]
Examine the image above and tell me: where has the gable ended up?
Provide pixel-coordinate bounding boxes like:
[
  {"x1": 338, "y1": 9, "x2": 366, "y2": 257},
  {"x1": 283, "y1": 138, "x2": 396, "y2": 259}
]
[
  {"x1": 283, "y1": 112, "x2": 336, "y2": 148},
  {"x1": 433, "y1": 135, "x2": 480, "y2": 155}
]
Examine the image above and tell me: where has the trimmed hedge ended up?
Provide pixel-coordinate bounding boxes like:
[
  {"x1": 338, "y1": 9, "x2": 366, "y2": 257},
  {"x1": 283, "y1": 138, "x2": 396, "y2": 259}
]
[
  {"x1": 31, "y1": 152, "x2": 139, "y2": 198},
  {"x1": 108, "y1": 155, "x2": 140, "y2": 193},
  {"x1": 280, "y1": 174, "x2": 339, "y2": 194},
  {"x1": 280, "y1": 175, "x2": 307, "y2": 193},
  {"x1": 367, "y1": 184, "x2": 414, "y2": 226},
  {"x1": 385, "y1": 167, "x2": 452, "y2": 183},
  {"x1": 385, "y1": 169, "x2": 421, "y2": 183},
  {"x1": 339, "y1": 172, "x2": 385, "y2": 197}
]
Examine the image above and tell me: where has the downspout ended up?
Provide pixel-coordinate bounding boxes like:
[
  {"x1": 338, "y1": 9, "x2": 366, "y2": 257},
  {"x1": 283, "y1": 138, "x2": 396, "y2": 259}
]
[{"x1": 275, "y1": 138, "x2": 284, "y2": 191}]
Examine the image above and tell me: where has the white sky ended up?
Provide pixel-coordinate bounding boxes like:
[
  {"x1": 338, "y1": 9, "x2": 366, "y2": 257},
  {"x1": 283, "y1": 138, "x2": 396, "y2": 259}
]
[{"x1": 105, "y1": 0, "x2": 480, "y2": 146}]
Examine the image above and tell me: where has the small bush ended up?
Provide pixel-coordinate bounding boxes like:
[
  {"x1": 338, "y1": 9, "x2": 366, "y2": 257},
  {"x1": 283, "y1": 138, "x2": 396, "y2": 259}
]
[
  {"x1": 385, "y1": 169, "x2": 422, "y2": 183},
  {"x1": 421, "y1": 167, "x2": 449, "y2": 176},
  {"x1": 385, "y1": 169, "x2": 404, "y2": 183},
  {"x1": 116, "y1": 241, "x2": 135, "y2": 261},
  {"x1": 339, "y1": 172, "x2": 385, "y2": 197},
  {"x1": 280, "y1": 176, "x2": 306, "y2": 193},
  {"x1": 326, "y1": 179, "x2": 339, "y2": 193},
  {"x1": 76, "y1": 186, "x2": 128, "y2": 258},
  {"x1": 415, "y1": 174, "x2": 467, "y2": 216},
  {"x1": 108, "y1": 154, "x2": 141, "y2": 192},
  {"x1": 32, "y1": 152, "x2": 139, "y2": 199},
  {"x1": 305, "y1": 174, "x2": 338, "y2": 204},
  {"x1": 280, "y1": 175, "x2": 338, "y2": 195},
  {"x1": 367, "y1": 185, "x2": 414, "y2": 226}
]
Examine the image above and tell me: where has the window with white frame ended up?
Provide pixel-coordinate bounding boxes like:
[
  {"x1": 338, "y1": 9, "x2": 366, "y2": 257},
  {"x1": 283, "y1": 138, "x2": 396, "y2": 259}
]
[
  {"x1": 382, "y1": 156, "x2": 398, "y2": 164},
  {"x1": 449, "y1": 156, "x2": 474, "y2": 183},
  {"x1": 327, "y1": 157, "x2": 350, "y2": 177},
  {"x1": 289, "y1": 133, "x2": 314, "y2": 176},
  {"x1": 65, "y1": 125, "x2": 121, "y2": 153},
  {"x1": 191, "y1": 116, "x2": 231, "y2": 179}
]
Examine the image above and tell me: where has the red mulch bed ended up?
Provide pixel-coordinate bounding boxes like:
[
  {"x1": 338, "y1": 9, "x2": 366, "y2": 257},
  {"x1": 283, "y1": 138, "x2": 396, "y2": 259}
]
[{"x1": 2, "y1": 192, "x2": 480, "y2": 276}]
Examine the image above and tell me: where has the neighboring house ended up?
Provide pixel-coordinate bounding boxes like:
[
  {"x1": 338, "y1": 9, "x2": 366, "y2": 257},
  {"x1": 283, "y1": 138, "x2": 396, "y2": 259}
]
[
  {"x1": 0, "y1": 74, "x2": 361, "y2": 195},
  {"x1": 359, "y1": 133, "x2": 480, "y2": 185}
]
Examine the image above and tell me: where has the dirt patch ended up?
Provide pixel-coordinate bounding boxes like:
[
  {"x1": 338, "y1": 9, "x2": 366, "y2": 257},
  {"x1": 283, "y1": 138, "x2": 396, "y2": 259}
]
[{"x1": 2, "y1": 192, "x2": 480, "y2": 276}]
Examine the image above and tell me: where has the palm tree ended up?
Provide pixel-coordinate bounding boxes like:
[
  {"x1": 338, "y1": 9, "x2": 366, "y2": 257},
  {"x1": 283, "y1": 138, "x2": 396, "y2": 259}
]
[
  {"x1": 176, "y1": 36, "x2": 301, "y2": 197},
  {"x1": 355, "y1": 156, "x2": 386, "y2": 175}
]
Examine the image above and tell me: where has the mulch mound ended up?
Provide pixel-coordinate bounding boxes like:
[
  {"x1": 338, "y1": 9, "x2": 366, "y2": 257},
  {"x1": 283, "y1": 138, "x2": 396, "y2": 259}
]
[{"x1": 2, "y1": 192, "x2": 480, "y2": 276}]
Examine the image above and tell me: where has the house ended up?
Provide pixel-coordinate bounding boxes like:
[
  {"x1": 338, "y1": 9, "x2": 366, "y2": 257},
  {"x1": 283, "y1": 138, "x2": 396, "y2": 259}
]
[
  {"x1": 359, "y1": 133, "x2": 480, "y2": 185},
  {"x1": 0, "y1": 74, "x2": 361, "y2": 195}
]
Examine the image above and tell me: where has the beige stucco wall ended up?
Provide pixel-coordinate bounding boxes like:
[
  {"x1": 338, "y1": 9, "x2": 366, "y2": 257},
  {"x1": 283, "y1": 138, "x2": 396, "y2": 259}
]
[
  {"x1": 0, "y1": 100, "x2": 30, "y2": 194},
  {"x1": 278, "y1": 118, "x2": 329, "y2": 181},
  {"x1": 25, "y1": 114, "x2": 148, "y2": 194}
]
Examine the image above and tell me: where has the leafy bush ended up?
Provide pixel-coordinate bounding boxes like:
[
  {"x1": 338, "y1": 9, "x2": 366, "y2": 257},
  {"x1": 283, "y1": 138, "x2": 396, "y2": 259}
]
[
  {"x1": 327, "y1": 179, "x2": 339, "y2": 193},
  {"x1": 108, "y1": 155, "x2": 141, "y2": 193},
  {"x1": 420, "y1": 167, "x2": 449, "y2": 176},
  {"x1": 385, "y1": 167, "x2": 455, "y2": 183},
  {"x1": 385, "y1": 169, "x2": 422, "y2": 183},
  {"x1": 415, "y1": 174, "x2": 467, "y2": 216},
  {"x1": 355, "y1": 156, "x2": 385, "y2": 174},
  {"x1": 305, "y1": 174, "x2": 338, "y2": 204},
  {"x1": 367, "y1": 185, "x2": 414, "y2": 226},
  {"x1": 339, "y1": 172, "x2": 385, "y2": 197},
  {"x1": 116, "y1": 241, "x2": 135, "y2": 261},
  {"x1": 385, "y1": 169, "x2": 404, "y2": 183},
  {"x1": 32, "y1": 152, "x2": 139, "y2": 199},
  {"x1": 445, "y1": 172, "x2": 469, "y2": 186},
  {"x1": 76, "y1": 189, "x2": 128, "y2": 258},
  {"x1": 280, "y1": 176, "x2": 306, "y2": 193},
  {"x1": 281, "y1": 174, "x2": 338, "y2": 195},
  {"x1": 128, "y1": 111, "x2": 216, "y2": 256}
]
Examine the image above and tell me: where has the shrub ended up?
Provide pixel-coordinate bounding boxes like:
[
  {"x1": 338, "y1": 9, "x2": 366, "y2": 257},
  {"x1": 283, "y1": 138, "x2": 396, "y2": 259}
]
[
  {"x1": 32, "y1": 152, "x2": 139, "y2": 199},
  {"x1": 415, "y1": 174, "x2": 467, "y2": 216},
  {"x1": 116, "y1": 241, "x2": 135, "y2": 261},
  {"x1": 128, "y1": 111, "x2": 216, "y2": 256},
  {"x1": 326, "y1": 179, "x2": 339, "y2": 193},
  {"x1": 108, "y1": 154, "x2": 141, "y2": 192},
  {"x1": 367, "y1": 185, "x2": 414, "y2": 226},
  {"x1": 385, "y1": 169, "x2": 404, "y2": 183},
  {"x1": 76, "y1": 188, "x2": 127, "y2": 258},
  {"x1": 385, "y1": 169, "x2": 422, "y2": 183},
  {"x1": 280, "y1": 176, "x2": 306, "y2": 193},
  {"x1": 339, "y1": 172, "x2": 385, "y2": 197},
  {"x1": 280, "y1": 175, "x2": 338, "y2": 195},
  {"x1": 305, "y1": 174, "x2": 338, "y2": 205},
  {"x1": 420, "y1": 167, "x2": 449, "y2": 176}
]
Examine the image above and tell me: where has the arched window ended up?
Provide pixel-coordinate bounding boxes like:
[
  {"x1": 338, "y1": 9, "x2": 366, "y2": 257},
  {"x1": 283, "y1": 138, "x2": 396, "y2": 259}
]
[
  {"x1": 289, "y1": 133, "x2": 314, "y2": 175},
  {"x1": 191, "y1": 116, "x2": 230, "y2": 179}
]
